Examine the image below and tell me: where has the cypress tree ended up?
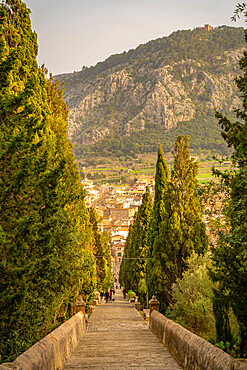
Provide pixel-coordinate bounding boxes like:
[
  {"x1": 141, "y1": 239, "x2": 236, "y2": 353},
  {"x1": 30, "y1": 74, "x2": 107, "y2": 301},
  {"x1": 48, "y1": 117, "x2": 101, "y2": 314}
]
[
  {"x1": 0, "y1": 0, "x2": 97, "y2": 360},
  {"x1": 119, "y1": 186, "x2": 153, "y2": 300},
  {"x1": 44, "y1": 71, "x2": 98, "y2": 305},
  {"x1": 0, "y1": 0, "x2": 67, "y2": 358},
  {"x1": 119, "y1": 215, "x2": 136, "y2": 291},
  {"x1": 89, "y1": 207, "x2": 113, "y2": 290},
  {"x1": 169, "y1": 136, "x2": 208, "y2": 278},
  {"x1": 146, "y1": 144, "x2": 169, "y2": 305},
  {"x1": 130, "y1": 186, "x2": 153, "y2": 295},
  {"x1": 147, "y1": 137, "x2": 208, "y2": 310}
]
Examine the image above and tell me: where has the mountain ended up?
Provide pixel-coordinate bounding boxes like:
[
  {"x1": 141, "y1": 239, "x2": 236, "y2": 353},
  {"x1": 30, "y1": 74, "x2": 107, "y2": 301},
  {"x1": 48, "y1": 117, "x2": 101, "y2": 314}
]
[{"x1": 55, "y1": 26, "x2": 245, "y2": 161}]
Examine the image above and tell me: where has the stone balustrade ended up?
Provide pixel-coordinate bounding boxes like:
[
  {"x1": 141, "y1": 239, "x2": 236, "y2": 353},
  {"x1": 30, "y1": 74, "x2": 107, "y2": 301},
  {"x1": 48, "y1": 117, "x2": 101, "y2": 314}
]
[
  {"x1": 0, "y1": 311, "x2": 86, "y2": 370},
  {"x1": 1, "y1": 295, "x2": 247, "y2": 370},
  {"x1": 149, "y1": 310, "x2": 247, "y2": 370}
]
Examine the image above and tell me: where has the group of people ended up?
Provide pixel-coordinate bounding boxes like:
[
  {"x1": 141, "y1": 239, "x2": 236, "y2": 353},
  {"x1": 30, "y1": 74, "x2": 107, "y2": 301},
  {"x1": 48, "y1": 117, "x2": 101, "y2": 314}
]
[{"x1": 100, "y1": 288, "x2": 115, "y2": 303}]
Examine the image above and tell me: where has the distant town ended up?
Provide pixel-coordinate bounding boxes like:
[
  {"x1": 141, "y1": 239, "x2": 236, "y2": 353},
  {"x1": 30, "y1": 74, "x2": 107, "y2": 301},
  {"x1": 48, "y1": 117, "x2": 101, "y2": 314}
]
[
  {"x1": 81, "y1": 172, "x2": 219, "y2": 289},
  {"x1": 81, "y1": 176, "x2": 155, "y2": 288}
]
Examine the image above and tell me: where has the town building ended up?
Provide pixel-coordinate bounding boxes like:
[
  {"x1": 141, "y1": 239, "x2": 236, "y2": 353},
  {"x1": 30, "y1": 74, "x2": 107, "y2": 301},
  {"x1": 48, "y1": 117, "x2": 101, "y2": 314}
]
[
  {"x1": 196, "y1": 24, "x2": 215, "y2": 31},
  {"x1": 81, "y1": 177, "x2": 155, "y2": 289}
]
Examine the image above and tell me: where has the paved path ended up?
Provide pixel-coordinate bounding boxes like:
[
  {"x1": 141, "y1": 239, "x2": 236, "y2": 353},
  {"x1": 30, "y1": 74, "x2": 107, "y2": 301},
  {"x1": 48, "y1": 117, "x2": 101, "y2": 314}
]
[{"x1": 63, "y1": 291, "x2": 182, "y2": 369}]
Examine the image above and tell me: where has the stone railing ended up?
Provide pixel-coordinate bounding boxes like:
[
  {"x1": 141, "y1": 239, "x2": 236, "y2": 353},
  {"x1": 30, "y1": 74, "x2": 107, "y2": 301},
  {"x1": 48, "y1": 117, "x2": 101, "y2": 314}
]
[
  {"x1": 0, "y1": 311, "x2": 86, "y2": 370},
  {"x1": 149, "y1": 309, "x2": 247, "y2": 370}
]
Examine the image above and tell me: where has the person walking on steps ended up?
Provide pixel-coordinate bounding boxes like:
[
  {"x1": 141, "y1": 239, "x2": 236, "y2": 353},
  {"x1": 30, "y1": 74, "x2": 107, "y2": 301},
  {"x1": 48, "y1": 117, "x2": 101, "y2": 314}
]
[
  {"x1": 100, "y1": 290, "x2": 105, "y2": 303},
  {"x1": 122, "y1": 288, "x2": 126, "y2": 299},
  {"x1": 105, "y1": 290, "x2": 109, "y2": 303}
]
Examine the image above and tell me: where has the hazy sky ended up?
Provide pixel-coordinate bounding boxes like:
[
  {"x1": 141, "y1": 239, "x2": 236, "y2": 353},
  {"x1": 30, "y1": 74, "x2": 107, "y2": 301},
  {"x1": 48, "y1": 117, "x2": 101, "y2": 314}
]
[{"x1": 24, "y1": 0, "x2": 245, "y2": 76}]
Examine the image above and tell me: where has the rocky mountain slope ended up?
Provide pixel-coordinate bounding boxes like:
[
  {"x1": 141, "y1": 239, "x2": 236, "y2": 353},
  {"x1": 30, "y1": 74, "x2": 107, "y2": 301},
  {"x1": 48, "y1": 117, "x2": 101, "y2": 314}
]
[{"x1": 56, "y1": 26, "x2": 245, "y2": 159}]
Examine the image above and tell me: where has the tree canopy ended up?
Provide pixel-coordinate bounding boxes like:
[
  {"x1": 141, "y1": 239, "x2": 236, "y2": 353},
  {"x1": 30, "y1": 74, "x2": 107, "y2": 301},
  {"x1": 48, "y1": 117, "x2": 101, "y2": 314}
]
[
  {"x1": 0, "y1": 0, "x2": 112, "y2": 361},
  {"x1": 147, "y1": 138, "x2": 208, "y2": 311}
]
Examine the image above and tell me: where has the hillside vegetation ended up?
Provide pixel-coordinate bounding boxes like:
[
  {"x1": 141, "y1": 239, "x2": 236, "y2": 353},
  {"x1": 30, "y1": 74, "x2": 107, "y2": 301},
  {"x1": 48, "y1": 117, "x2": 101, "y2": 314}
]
[{"x1": 56, "y1": 26, "x2": 245, "y2": 161}]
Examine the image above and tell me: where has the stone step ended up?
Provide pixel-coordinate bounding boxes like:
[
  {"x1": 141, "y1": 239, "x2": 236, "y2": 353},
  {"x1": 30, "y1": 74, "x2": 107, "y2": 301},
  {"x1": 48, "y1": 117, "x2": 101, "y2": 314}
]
[{"x1": 63, "y1": 291, "x2": 181, "y2": 369}]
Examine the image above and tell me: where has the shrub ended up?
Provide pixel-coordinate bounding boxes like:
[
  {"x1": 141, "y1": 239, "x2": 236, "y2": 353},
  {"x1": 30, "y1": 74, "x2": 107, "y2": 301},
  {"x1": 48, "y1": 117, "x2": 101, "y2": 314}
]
[{"x1": 168, "y1": 252, "x2": 215, "y2": 338}]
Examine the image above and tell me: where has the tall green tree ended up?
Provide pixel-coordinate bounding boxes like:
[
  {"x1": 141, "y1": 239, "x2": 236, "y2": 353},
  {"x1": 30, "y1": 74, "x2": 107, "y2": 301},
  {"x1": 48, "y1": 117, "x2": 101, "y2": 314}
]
[
  {"x1": 210, "y1": 4, "x2": 247, "y2": 357},
  {"x1": 89, "y1": 207, "x2": 112, "y2": 290},
  {"x1": 168, "y1": 136, "x2": 208, "y2": 279},
  {"x1": 147, "y1": 137, "x2": 208, "y2": 310},
  {"x1": 119, "y1": 215, "x2": 135, "y2": 291},
  {"x1": 0, "y1": 0, "x2": 70, "y2": 358},
  {"x1": 119, "y1": 186, "x2": 152, "y2": 301},
  {"x1": 0, "y1": 0, "x2": 98, "y2": 361},
  {"x1": 44, "y1": 71, "x2": 97, "y2": 304},
  {"x1": 146, "y1": 144, "x2": 170, "y2": 304}
]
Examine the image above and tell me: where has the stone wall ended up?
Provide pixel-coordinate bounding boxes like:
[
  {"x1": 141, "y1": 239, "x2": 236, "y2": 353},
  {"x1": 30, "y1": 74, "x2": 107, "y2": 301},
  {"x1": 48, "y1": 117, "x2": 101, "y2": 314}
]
[
  {"x1": 0, "y1": 311, "x2": 86, "y2": 370},
  {"x1": 150, "y1": 310, "x2": 247, "y2": 370}
]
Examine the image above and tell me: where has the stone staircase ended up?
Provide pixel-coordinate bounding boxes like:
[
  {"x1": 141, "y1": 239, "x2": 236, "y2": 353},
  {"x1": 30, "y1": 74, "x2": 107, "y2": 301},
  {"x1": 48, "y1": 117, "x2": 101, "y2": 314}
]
[{"x1": 62, "y1": 291, "x2": 181, "y2": 369}]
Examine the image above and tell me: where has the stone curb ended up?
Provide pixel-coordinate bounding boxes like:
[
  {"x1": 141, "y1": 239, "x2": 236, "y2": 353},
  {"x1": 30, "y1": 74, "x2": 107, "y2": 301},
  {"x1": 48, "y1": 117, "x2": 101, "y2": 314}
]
[
  {"x1": 150, "y1": 310, "x2": 247, "y2": 370},
  {"x1": 0, "y1": 312, "x2": 86, "y2": 370}
]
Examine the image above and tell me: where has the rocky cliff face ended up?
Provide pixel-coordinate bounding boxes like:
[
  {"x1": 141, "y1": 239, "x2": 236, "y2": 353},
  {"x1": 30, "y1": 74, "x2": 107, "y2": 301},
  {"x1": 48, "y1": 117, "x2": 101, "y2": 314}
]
[{"x1": 55, "y1": 27, "x2": 245, "y2": 154}]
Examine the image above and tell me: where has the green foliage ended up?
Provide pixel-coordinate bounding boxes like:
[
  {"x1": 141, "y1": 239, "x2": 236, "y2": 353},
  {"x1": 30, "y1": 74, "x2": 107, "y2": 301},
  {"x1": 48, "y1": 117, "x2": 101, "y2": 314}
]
[
  {"x1": 212, "y1": 335, "x2": 240, "y2": 358},
  {"x1": 119, "y1": 186, "x2": 152, "y2": 302},
  {"x1": 164, "y1": 240, "x2": 240, "y2": 358},
  {"x1": 89, "y1": 207, "x2": 113, "y2": 290},
  {"x1": 210, "y1": 15, "x2": 247, "y2": 357},
  {"x1": 212, "y1": 287, "x2": 232, "y2": 344},
  {"x1": 147, "y1": 137, "x2": 208, "y2": 311},
  {"x1": 146, "y1": 144, "x2": 170, "y2": 305},
  {"x1": 168, "y1": 253, "x2": 215, "y2": 338},
  {"x1": 0, "y1": 0, "x2": 69, "y2": 359},
  {"x1": 127, "y1": 290, "x2": 136, "y2": 299},
  {"x1": 0, "y1": 0, "x2": 108, "y2": 361},
  {"x1": 72, "y1": 110, "x2": 232, "y2": 161}
]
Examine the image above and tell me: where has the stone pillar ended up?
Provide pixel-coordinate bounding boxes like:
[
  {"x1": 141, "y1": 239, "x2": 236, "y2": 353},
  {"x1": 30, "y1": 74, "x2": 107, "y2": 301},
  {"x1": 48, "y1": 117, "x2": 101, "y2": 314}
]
[
  {"x1": 75, "y1": 295, "x2": 86, "y2": 314},
  {"x1": 94, "y1": 290, "x2": 100, "y2": 304},
  {"x1": 149, "y1": 295, "x2": 160, "y2": 315}
]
